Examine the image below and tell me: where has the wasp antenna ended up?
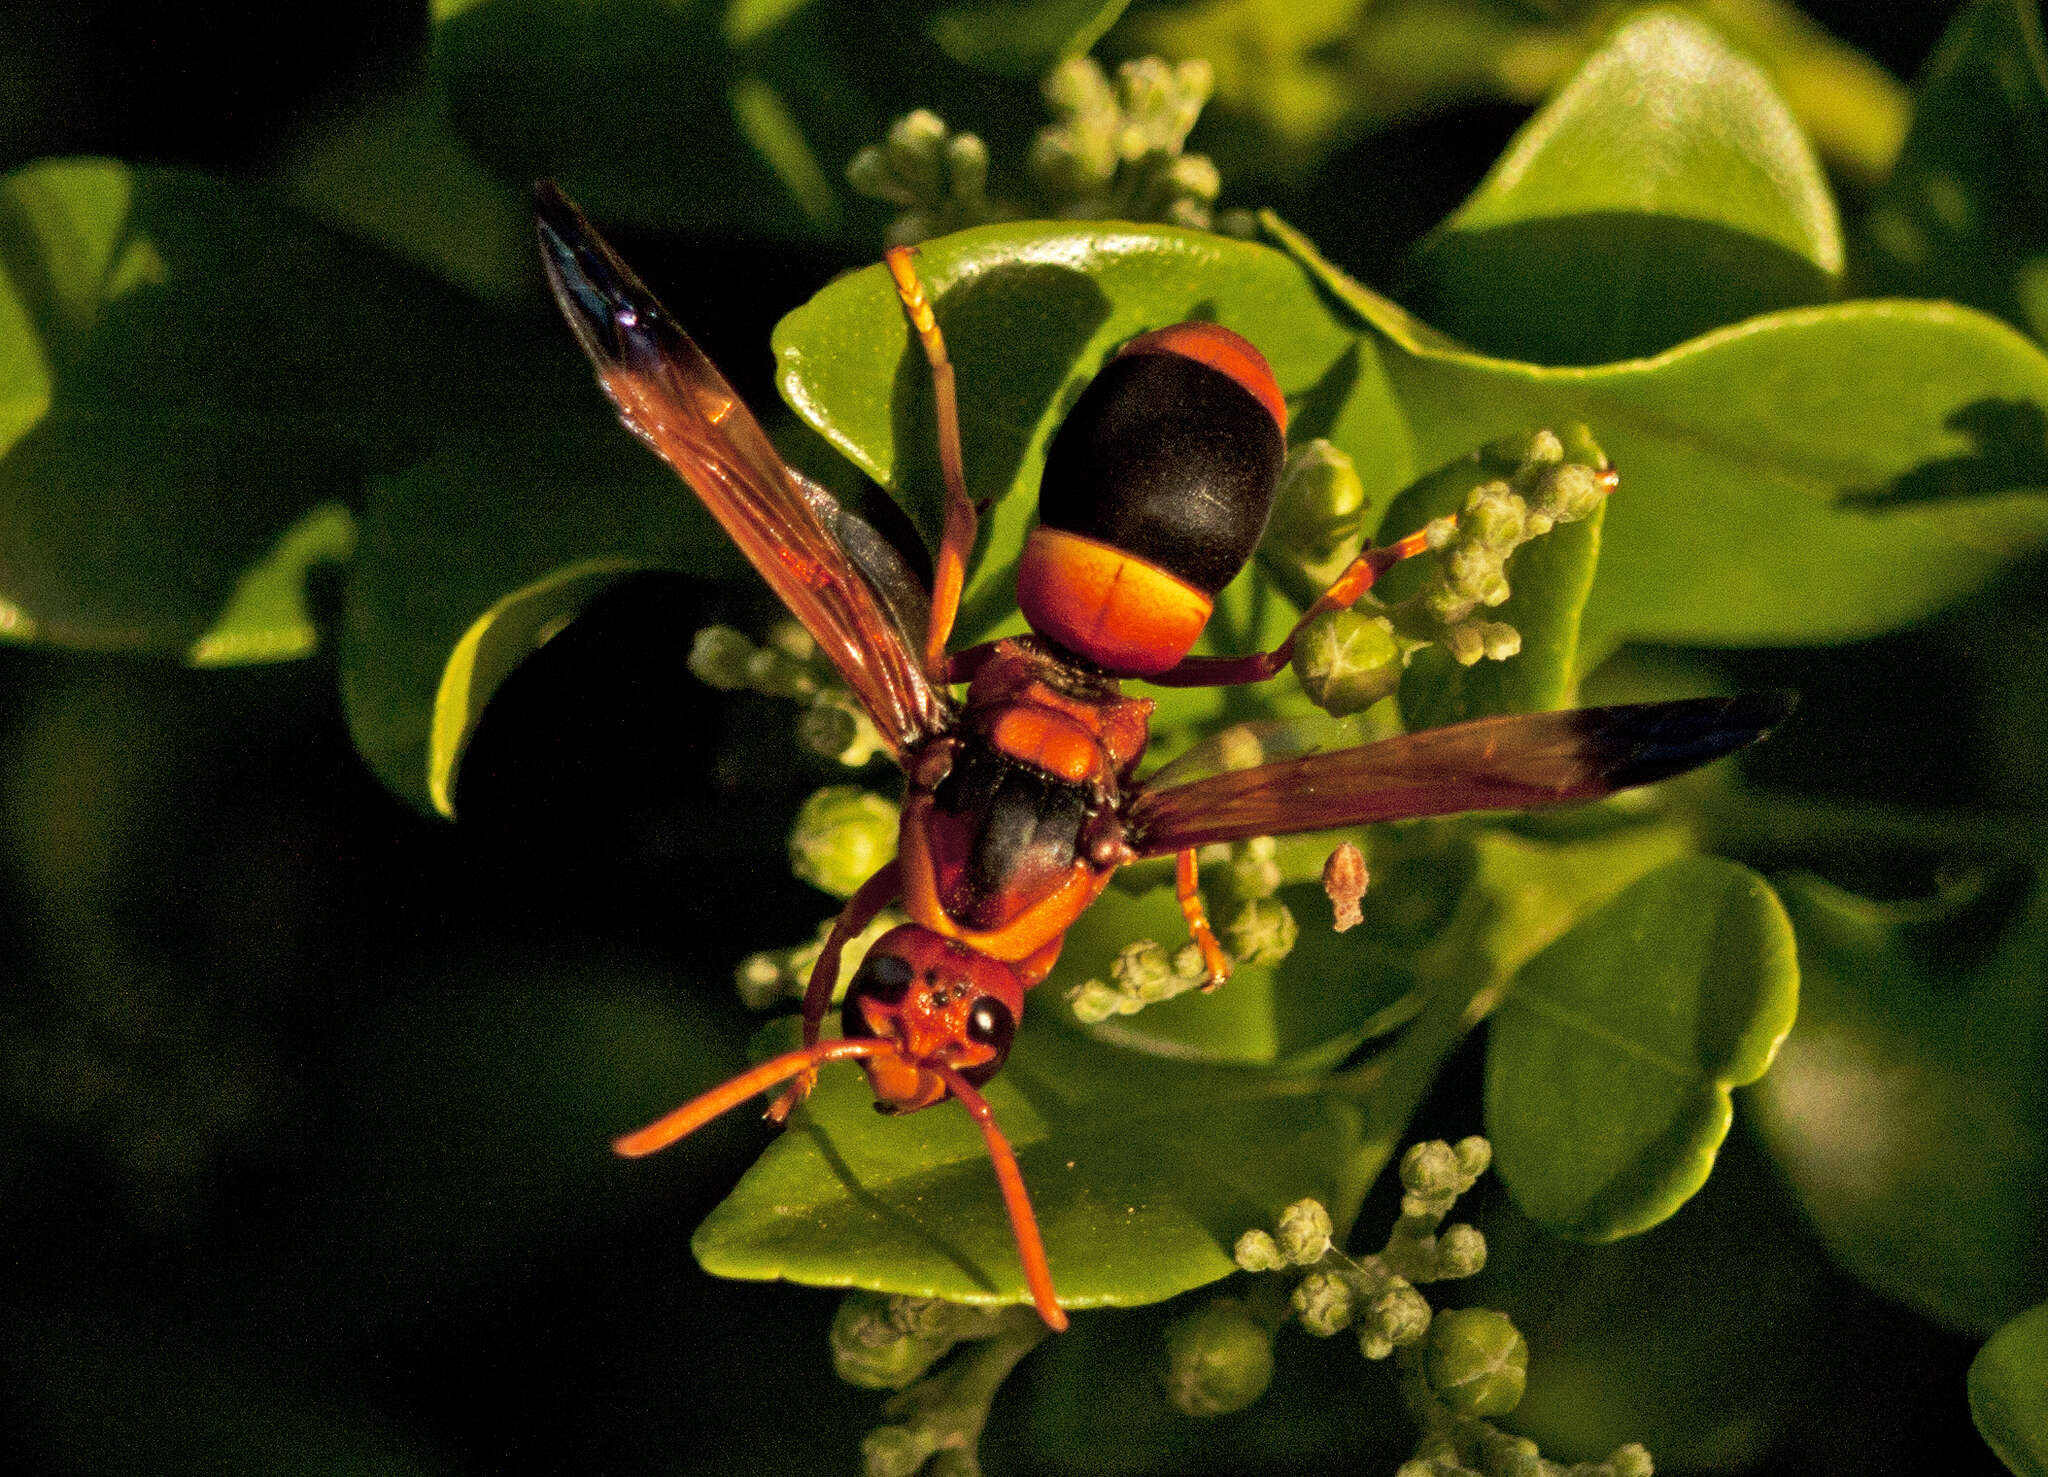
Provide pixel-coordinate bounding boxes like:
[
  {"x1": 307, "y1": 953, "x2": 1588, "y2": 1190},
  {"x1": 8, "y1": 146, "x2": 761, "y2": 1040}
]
[
  {"x1": 934, "y1": 1065, "x2": 1069, "y2": 1332},
  {"x1": 615, "y1": 1039, "x2": 889, "y2": 1158}
]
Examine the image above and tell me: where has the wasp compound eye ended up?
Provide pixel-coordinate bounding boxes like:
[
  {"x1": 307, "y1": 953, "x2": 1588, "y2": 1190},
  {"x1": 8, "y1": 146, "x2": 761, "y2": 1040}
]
[
  {"x1": 841, "y1": 950, "x2": 916, "y2": 1039},
  {"x1": 956, "y1": 996, "x2": 1017, "y2": 1086}
]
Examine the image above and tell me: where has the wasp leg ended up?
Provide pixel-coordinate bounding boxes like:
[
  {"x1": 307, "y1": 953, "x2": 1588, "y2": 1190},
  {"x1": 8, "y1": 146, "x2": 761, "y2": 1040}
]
[
  {"x1": 766, "y1": 859, "x2": 903, "y2": 1124},
  {"x1": 1149, "y1": 523, "x2": 1445, "y2": 689},
  {"x1": 886, "y1": 246, "x2": 977, "y2": 683},
  {"x1": 1175, "y1": 848, "x2": 1232, "y2": 990}
]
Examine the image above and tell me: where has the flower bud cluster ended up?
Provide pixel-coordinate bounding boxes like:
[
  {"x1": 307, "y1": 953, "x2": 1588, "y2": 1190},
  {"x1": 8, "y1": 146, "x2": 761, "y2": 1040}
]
[
  {"x1": 688, "y1": 621, "x2": 888, "y2": 767},
  {"x1": 848, "y1": 56, "x2": 1232, "y2": 246},
  {"x1": 1066, "y1": 839, "x2": 1296, "y2": 1022},
  {"x1": 1406, "y1": 427, "x2": 1612, "y2": 668},
  {"x1": 847, "y1": 109, "x2": 1009, "y2": 248}
]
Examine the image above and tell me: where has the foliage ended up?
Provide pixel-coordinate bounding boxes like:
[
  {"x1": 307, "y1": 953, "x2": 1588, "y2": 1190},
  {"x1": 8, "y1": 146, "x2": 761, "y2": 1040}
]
[{"x1": 2, "y1": 1, "x2": 2045, "y2": 1475}]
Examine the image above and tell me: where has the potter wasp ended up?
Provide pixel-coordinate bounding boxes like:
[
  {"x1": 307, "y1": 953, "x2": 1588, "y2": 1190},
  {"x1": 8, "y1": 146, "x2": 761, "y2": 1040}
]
[{"x1": 534, "y1": 182, "x2": 1790, "y2": 1331}]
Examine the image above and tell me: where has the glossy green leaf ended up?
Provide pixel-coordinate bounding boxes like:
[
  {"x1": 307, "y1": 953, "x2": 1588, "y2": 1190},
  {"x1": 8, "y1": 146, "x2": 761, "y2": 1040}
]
[
  {"x1": 1748, "y1": 868, "x2": 2048, "y2": 1333},
  {"x1": 1407, "y1": 9, "x2": 1843, "y2": 365},
  {"x1": 930, "y1": 0, "x2": 1132, "y2": 74},
  {"x1": 695, "y1": 1015, "x2": 1360, "y2": 1312},
  {"x1": 0, "y1": 158, "x2": 540, "y2": 659},
  {"x1": 1487, "y1": 856, "x2": 1798, "y2": 1241},
  {"x1": 1973, "y1": 1300, "x2": 2048, "y2": 1476},
  {"x1": 432, "y1": 0, "x2": 872, "y2": 240},
  {"x1": 1861, "y1": 0, "x2": 2048, "y2": 342},
  {"x1": 1379, "y1": 448, "x2": 1606, "y2": 729},
  {"x1": 1273, "y1": 216, "x2": 2048, "y2": 655},
  {"x1": 339, "y1": 418, "x2": 738, "y2": 817}
]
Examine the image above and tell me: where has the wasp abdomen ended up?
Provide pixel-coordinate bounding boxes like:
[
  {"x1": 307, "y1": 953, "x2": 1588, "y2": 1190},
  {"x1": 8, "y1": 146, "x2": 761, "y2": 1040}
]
[{"x1": 1020, "y1": 326, "x2": 1286, "y2": 676}]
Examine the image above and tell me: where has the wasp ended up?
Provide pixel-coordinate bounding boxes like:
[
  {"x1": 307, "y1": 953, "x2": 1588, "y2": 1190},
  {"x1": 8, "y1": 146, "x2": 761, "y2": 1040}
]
[{"x1": 534, "y1": 182, "x2": 1790, "y2": 1331}]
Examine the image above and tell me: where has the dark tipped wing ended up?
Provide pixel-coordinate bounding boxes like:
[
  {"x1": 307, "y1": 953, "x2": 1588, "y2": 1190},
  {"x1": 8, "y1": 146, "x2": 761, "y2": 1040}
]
[
  {"x1": 1124, "y1": 693, "x2": 1796, "y2": 856},
  {"x1": 534, "y1": 182, "x2": 951, "y2": 762}
]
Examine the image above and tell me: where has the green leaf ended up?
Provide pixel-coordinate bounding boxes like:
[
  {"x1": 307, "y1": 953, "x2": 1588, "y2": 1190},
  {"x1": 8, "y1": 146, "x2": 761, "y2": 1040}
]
[
  {"x1": 929, "y1": 0, "x2": 1133, "y2": 76},
  {"x1": 695, "y1": 1016, "x2": 1360, "y2": 1312},
  {"x1": 1748, "y1": 868, "x2": 2048, "y2": 1333},
  {"x1": 1407, "y1": 9, "x2": 1843, "y2": 366},
  {"x1": 1861, "y1": 0, "x2": 2048, "y2": 343},
  {"x1": 1379, "y1": 446, "x2": 1606, "y2": 728},
  {"x1": 339, "y1": 419, "x2": 738, "y2": 817},
  {"x1": 267, "y1": 72, "x2": 535, "y2": 303},
  {"x1": 432, "y1": 0, "x2": 874, "y2": 240},
  {"x1": 1973, "y1": 1300, "x2": 2048, "y2": 1476},
  {"x1": 1271, "y1": 214, "x2": 2048, "y2": 655},
  {"x1": 1486, "y1": 856, "x2": 1798, "y2": 1241},
  {"x1": 0, "y1": 158, "x2": 538, "y2": 659}
]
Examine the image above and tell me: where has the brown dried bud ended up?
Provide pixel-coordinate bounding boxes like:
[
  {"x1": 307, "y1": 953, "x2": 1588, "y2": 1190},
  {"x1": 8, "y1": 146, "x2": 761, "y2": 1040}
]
[{"x1": 1323, "y1": 842, "x2": 1369, "y2": 932}]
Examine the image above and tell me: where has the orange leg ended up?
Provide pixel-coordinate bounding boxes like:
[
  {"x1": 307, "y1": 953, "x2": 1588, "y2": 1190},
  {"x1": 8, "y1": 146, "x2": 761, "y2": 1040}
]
[
  {"x1": 1175, "y1": 848, "x2": 1232, "y2": 990},
  {"x1": 615, "y1": 1038, "x2": 888, "y2": 1158},
  {"x1": 934, "y1": 1063, "x2": 1068, "y2": 1331},
  {"x1": 1150, "y1": 523, "x2": 1445, "y2": 689},
  {"x1": 766, "y1": 859, "x2": 902, "y2": 1124},
  {"x1": 886, "y1": 246, "x2": 977, "y2": 682}
]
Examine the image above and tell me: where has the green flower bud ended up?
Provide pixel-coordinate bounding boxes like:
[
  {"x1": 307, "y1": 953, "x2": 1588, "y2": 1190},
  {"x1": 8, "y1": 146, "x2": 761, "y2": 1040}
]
[
  {"x1": 1454, "y1": 1135, "x2": 1492, "y2": 1179},
  {"x1": 1423, "y1": 514, "x2": 1459, "y2": 551},
  {"x1": 1531, "y1": 461, "x2": 1606, "y2": 524},
  {"x1": 1477, "y1": 621, "x2": 1521, "y2": 660},
  {"x1": 688, "y1": 625, "x2": 756, "y2": 690},
  {"x1": 1275, "y1": 1198, "x2": 1334, "y2": 1264},
  {"x1": 1066, "y1": 979, "x2": 1128, "y2": 1023},
  {"x1": 1443, "y1": 623, "x2": 1487, "y2": 666},
  {"x1": 1292, "y1": 1270, "x2": 1355, "y2": 1335},
  {"x1": 885, "y1": 109, "x2": 949, "y2": 200},
  {"x1": 945, "y1": 132, "x2": 989, "y2": 203},
  {"x1": 789, "y1": 787, "x2": 899, "y2": 898},
  {"x1": 1110, "y1": 938, "x2": 1175, "y2": 995},
  {"x1": 745, "y1": 645, "x2": 819, "y2": 700},
  {"x1": 831, "y1": 1293, "x2": 955, "y2": 1390},
  {"x1": 1226, "y1": 896, "x2": 1296, "y2": 967},
  {"x1": 1292, "y1": 609, "x2": 1403, "y2": 716},
  {"x1": 1233, "y1": 1228, "x2": 1286, "y2": 1272},
  {"x1": 862, "y1": 1422, "x2": 936, "y2": 1477},
  {"x1": 1425, "y1": 1307, "x2": 1528, "y2": 1418},
  {"x1": 1162, "y1": 1298, "x2": 1276, "y2": 1416},
  {"x1": 1462, "y1": 484, "x2": 1527, "y2": 548},
  {"x1": 1044, "y1": 54, "x2": 1114, "y2": 118},
  {"x1": 735, "y1": 950, "x2": 789, "y2": 1011},
  {"x1": 846, "y1": 143, "x2": 909, "y2": 205},
  {"x1": 796, "y1": 701, "x2": 857, "y2": 760},
  {"x1": 1367, "y1": 1282, "x2": 1432, "y2": 1350},
  {"x1": 1402, "y1": 1140, "x2": 1465, "y2": 1198},
  {"x1": 1270, "y1": 439, "x2": 1368, "y2": 565},
  {"x1": 1172, "y1": 942, "x2": 1208, "y2": 981},
  {"x1": 1227, "y1": 836, "x2": 1281, "y2": 902},
  {"x1": 1436, "y1": 1223, "x2": 1487, "y2": 1279},
  {"x1": 1607, "y1": 1442, "x2": 1654, "y2": 1477},
  {"x1": 1167, "y1": 152, "x2": 1221, "y2": 204}
]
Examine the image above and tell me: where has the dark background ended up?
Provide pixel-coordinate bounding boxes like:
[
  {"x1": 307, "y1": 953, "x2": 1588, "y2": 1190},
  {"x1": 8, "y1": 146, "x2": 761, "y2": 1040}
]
[{"x1": 0, "y1": 3, "x2": 2013, "y2": 1474}]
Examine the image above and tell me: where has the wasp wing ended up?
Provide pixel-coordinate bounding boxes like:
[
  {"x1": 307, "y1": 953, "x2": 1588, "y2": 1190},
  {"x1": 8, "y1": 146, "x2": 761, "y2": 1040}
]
[
  {"x1": 1124, "y1": 694, "x2": 1795, "y2": 856},
  {"x1": 535, "y1": 182, "x2": 951, "y2": 762}
]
